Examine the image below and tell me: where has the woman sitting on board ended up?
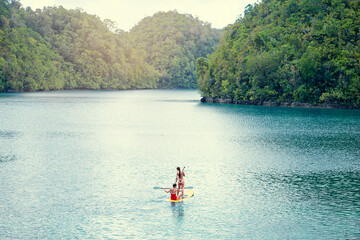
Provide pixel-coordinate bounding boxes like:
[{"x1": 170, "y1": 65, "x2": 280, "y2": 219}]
[
  {"x1": 175, "y1": 167, "x2": 185, "y2": 190},
  {"x1": 163, "y1": 183, "x2": 184, "y2": 200}
]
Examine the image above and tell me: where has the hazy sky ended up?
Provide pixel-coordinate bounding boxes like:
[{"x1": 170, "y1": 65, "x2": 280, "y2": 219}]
[{"x1": 20, "y1": 0, "x2": 258, "y2": 31}]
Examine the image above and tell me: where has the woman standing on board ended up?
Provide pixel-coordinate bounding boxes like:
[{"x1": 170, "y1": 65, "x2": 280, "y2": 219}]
[{"x1": 175, "y1": 167, "x2": 185, "y2": 190}]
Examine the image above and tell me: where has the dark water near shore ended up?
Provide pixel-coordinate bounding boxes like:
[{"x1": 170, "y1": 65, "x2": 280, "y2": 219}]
[{"x1": 0, "y1": 90, "x2": 359, "y2": 239}]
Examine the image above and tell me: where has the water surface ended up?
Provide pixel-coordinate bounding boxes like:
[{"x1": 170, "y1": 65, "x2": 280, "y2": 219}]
[{"x1": 0, "y1": 90, "x2": 359, "y2": 239}]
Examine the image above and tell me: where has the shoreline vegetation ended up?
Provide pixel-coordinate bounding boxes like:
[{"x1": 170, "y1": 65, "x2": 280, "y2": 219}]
[
  {"x1": 201, "y1": 97, "x2": 360, "y2": 109},
  {"x1": 196, "y1": 0, "x2": 360, "y2": 108}
]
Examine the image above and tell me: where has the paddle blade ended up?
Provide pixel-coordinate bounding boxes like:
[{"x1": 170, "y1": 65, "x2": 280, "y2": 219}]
[{"x1": 153, "y1": 186, "x2": 193, "y2": 189}]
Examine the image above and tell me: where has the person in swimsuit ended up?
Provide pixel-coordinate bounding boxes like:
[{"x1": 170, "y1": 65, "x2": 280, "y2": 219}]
[
  {"x1": 163, "y1": 183, "x2": 183, "y2": 200},
  {"x1": 175, "y1": 167, "x2": 185, "y2": 190}
]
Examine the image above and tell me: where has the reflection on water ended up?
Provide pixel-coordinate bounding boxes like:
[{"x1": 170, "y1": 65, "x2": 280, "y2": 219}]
[{"x1": 171, "y1": 202, "x2": 185, "y2": 219}]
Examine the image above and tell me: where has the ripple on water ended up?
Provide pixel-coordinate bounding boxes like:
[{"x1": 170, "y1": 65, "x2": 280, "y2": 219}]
[
  {"x1": 0, "y1": 154, "x2": 17, "y2": 163},
  {"x1": 0, "y1": 130, "x2": 21, "y2": 139},
  {"x1": 255, "y1": 170, "x2": 360, "y2": 212}
]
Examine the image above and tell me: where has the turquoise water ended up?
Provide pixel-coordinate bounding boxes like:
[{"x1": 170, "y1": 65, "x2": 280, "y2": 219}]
[{"x1": 0, "y1": 89, "x2": 359, "y2": 239}]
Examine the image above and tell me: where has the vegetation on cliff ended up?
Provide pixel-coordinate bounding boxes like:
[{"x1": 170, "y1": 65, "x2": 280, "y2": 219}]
[{"x1": 197, "y1": 0, "x2": 360, "y2": 106}]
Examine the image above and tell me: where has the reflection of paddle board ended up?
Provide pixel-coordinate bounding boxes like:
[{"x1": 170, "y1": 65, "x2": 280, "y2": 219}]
[{"x1": 167, "y1": 190, "x2": 194, "y2": 202}]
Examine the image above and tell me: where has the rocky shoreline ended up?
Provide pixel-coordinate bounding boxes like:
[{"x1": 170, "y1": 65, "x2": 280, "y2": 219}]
[{"x1": 200, "y1": 97, "x2": 360, "y2": 109}]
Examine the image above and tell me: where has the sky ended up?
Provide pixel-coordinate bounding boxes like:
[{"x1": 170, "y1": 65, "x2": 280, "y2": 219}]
[{"x1": 19, "y1": 0, "x2": 258, "y2": 31}]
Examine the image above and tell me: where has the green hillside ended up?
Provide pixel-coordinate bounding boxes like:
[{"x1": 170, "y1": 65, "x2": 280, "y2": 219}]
[
  {"x1": 129, "y1": 10, "x2": 221, "y2": 88},
  {"x1": 197, "y1": 0, "x2": 360, "y2": 107},
  {"x1": 0, "y1": 1, "x2": 220, "y2": 92}
]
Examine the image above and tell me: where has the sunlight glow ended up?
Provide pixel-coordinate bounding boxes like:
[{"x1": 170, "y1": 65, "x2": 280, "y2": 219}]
[{"x1": 20, "y1": 0, "x2": 258, "y2": 31}]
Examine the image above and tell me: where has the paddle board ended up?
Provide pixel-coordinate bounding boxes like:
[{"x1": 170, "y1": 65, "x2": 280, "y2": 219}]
[{"x1": 167, "y1": 190, "x2": 194, "y2": 202}]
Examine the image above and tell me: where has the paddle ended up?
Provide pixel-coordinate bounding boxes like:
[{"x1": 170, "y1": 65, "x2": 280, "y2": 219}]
[{"x1": 153, "y1": 186, "x2": 193, "y2": 189}]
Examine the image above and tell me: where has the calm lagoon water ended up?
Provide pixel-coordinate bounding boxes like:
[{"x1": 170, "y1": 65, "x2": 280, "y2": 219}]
[{"x1": 0, "y1": 89, "x2": 359, "y2": 239}]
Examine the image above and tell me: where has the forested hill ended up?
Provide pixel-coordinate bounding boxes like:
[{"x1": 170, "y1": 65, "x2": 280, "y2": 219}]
[
  {"x1": 196, "y1": 0, "x2": 360, "y2": 107},
  {"x1": 129, "y1": 11, "x2": 222, "y2": 88},
  {"x1": 0, "y1": 1, "x2": 221, "y2": 92}
]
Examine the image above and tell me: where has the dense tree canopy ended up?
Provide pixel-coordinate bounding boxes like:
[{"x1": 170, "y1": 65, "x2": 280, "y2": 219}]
[
  {"x1": 197, "y1": 0, "x2": 360, "y2": 106},
  {"x1": 0, "y1": 0, "x2": 68, "y2": 91},
  {"x1": 129, "y1": 10, "x2": 222, "y2": 88},
  {"x1": 25, "y1": 5, "x2": 161, "y2": 90},
  {"x1": 0, "y1": 1, "x2": 220, "y2": 92}
]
